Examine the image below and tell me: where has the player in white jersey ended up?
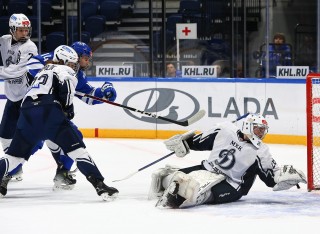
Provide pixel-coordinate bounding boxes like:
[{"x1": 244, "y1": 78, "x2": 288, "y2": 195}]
[
  {"x1": 149, "y1": 113, "x2": 307, "y2": 208},
  {"x1": 22, "y1": 42, "x2": 117, "y2": 190},
  {"x1": 0, "y1": 13, "x2": 38, "y2": 180},
  {"x1": 0, "y1": 45, "x2": 119, "y2": 201}
]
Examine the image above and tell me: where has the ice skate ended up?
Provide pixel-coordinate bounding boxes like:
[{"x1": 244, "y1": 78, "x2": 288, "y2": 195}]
[
  {"x1": 0, "y1": 175, "x2": 12, "y2": 197},
  {"x1": 155, "y1": 181, "x2": 181, "y2": 208},
  {"x1": 87, "y1": 175, "x2": 119, "y2": 201},
  {"x1": 53, "y1": 167, "x2": 77, "y2": 191},
  {"x1": 11, "y1": 167, "x2": 23, "y2": 181},
  {"x1": 95, "y1": 181, "x2": 119, "y2": 201}
]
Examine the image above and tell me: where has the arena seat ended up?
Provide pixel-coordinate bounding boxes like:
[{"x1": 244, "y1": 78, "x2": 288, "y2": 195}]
[{"x1": 46, "y1": 31, "x2": 65, "y2": 52}]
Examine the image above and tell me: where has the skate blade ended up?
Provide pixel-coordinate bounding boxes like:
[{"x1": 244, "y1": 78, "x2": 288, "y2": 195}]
[
  {"x1": 10, "y1": 176, "x2": 23, "y2": 182},
  {"x1": 101, "y1": 192, "x2": 119, "y2": 201},
  {"x1": 155, "y1": 195, "x2": 168, "y2": 207},
  {"x1": 52, "y1": 183, "x2": 75, "y2": 191}
]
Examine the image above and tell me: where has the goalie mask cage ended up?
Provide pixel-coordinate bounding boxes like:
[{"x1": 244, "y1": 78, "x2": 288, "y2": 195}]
[{"x1": 306, "y1": 74, "x2": 320, "y2": 191}]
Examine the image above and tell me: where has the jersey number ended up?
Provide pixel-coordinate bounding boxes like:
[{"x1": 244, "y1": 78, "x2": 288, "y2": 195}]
[{"x1": 31, "y1": 74, "x2": 49, "y2": 88}]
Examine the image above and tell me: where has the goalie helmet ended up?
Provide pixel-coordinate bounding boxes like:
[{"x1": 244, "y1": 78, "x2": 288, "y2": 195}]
[
  {"x1": 241, "y1": 113, "x2": 268, "y2": 148},
  {"x1": 9, "y1": 14, "x2": 32, "y2": 42},
  {"x1": 53, "y1": 45, "x2": 79, "y2": 72}
]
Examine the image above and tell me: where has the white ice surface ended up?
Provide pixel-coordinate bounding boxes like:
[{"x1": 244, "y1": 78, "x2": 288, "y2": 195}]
[{"x1": 0, "y1": 138, "x2": 319, "y2": 234}]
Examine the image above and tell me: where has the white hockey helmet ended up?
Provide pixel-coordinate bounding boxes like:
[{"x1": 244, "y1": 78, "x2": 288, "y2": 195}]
[
  {"x1": 53, "y1": 45, "x2": 79, "y2": 72},
  {"x1": 241, "y1": 113, "x2": 269, "y2": 148},
  {"x1": 9, "y1": 14, "x2": 32, "y2": 42}
]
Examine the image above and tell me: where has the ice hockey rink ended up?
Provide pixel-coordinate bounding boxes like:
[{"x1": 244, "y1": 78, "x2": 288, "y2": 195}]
[{"x1": 0, "y1": 138, "x2": 319, "y2": 234}]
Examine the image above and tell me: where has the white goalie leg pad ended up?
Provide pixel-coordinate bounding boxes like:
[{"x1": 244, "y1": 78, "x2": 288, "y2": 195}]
[
  {"x1": 1, "y1": 154, "x2": 25, "y2": 175},
  {"x1": 148, "y1": 164, "x2": 180, "y2": 200},
  {"x1": 179, "y1": 170, "x2": 226, "y2": 208},
  {"x1": 67, "y1": 147, "x2": 89, "y2": 161},
  {"x1": 162, "y1": 171, "x2": 201, "y2": 203},
  {"x1": 273, "y1": 165, "x2": 307, "y2": 191}
]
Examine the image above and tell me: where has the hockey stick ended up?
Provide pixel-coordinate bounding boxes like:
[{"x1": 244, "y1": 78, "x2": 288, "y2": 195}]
[
  {"x1": 112, "y1": 115, "x2": 250, "y2": 183},
  {"x1": 75, "y1": 92, "x2": 205, "y2": 126},
  {"x1": 112, "y1": 152, "x2": 175, "y2": 182},
  {"x1": 232, "y1": 112, "x2": 250, "y2": 123}
]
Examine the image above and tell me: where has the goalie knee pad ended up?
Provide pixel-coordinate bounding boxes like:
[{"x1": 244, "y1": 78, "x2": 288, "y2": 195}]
[
  {"x1": 170, "y1": 171, "x2": 200, "y2": 201},
  {"x1": 148, "y1": 164, "x2": 180, "y2": 199},
  {"x1": 155, "y1": 171, "x2": 200, "y2": 208}
]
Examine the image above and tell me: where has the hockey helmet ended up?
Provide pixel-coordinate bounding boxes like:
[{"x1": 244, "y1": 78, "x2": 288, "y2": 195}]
[
  {"x1": 53, "y1": 45, "x2": 79, "y2": 72},
  {"x1": 9, "y1": 14, "x2": 32, "y2": 42},
  {"x1": 242, "y1": 113, "x2": 269, "y2": 148},
  {"x1": 71, "y1": 41, "x2": 92, "y2": 58}
]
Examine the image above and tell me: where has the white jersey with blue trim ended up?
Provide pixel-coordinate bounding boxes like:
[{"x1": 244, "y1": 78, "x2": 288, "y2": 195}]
[
  {"x1": 0, "y1": 35, "x2": 38, "y2": 101},
  {"x1": 26, "y1": 52, "x2": 105, "y2": 105},
  {"x1": 191, "y1": 122, "x2": 280, "y2": 192},
  {"x1": 25, "y1": 64, "x2": 78, "y2": 106}
]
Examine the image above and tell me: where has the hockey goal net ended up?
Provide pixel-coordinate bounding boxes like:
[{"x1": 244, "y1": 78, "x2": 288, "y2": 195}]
[{"x1": 306, "y1": 74, "x2": 320, "y2": 191}]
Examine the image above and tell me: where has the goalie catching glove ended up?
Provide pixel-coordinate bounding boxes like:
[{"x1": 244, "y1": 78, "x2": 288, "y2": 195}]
[
  {"x1": 164, "y1": 130, "x2": 196, "y2": 157},
  {"x1": 100, "y1": 82, "x2": 117, "y2": 102},
  {"x1": 273, "y1": 165, "x2": 307, "y2": 191}
]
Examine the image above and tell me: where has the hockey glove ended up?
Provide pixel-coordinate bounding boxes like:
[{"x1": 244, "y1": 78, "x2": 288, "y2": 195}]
[
  {"x1": 164, "y1": 130, "x2": 196, "y2": 157},
  {"x1": 273, "y1": 165, "x2": 307, "y2": 191},
  {"x1": 101, "y1": 82, "x2": 117, "y2": 102},
  {"x1": 64, "y1": 104, "x2": 75, "y2": 120}
]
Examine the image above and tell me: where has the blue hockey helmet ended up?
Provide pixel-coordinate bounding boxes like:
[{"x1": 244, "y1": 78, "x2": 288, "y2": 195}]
[{"x1": 71, "y1": 41, "x2": 92, "y2": 58}]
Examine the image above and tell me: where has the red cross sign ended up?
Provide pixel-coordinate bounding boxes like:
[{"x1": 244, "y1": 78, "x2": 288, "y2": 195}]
[{"x1": 176, "y1": 23, "x2": 197, "y2": 39}]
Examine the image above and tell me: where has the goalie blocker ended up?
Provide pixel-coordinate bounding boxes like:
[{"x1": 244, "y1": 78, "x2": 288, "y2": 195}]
[{"x1": 150, "y1": 114, "x2": 307, "y2": 209}]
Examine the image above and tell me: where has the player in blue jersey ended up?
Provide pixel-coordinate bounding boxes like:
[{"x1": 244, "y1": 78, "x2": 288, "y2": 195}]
[
  {"x1": 2, "y1": 42, "x2": 117, "y2": 190},
  {"x1": 0, "y1": 45, "x2": 118, "y2": 200}
]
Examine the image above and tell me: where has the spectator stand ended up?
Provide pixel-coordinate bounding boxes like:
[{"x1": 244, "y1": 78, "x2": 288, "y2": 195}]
[
  {"x1": 254, "y1": 42, "x2": 293, "y2": 78},
  {"x1": 294, "y1": 24, "x2": 316, "y2": 71}
]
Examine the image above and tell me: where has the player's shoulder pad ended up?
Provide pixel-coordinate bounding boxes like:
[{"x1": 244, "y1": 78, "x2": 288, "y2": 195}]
[
  {"x1": 0, "y1": 35, "x2": 12, "y2": 44},
  {"x1": 219, "y1": 121, "x2": 239, "y2": 133},
  {"x1": 20, "y1": 39, "x2": 38, "y2": 54},
  {"x1": 53, "y1": 65, "x2": 76, "y2": 76},
  {"x1": 55, "y1": 65, "x2": 77, "y2": 85},
  {"x1": 0, "y1": 34, "x2": 12, "y2": 40}
]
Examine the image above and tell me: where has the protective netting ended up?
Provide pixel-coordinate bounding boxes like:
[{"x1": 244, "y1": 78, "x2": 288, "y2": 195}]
[{"x1": 309, "y1": 77, "x2": 320, "y2": 189}]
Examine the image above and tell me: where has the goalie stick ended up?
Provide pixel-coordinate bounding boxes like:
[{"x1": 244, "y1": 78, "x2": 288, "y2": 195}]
[
  {"x1": 112, "y1": 152, "x2": 175, "y2": 182},
  {"x1": 76, "y1": 92, "x2": 205, "y2": 126},
  {"x1": 232, "y1": 112, "x2": 250, "y2": 123},
  {"x1": 112, "y1": 114, "x2": 250, "y2": 183}
]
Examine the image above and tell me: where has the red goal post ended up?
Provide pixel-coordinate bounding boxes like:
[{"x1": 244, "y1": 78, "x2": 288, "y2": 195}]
[{"x1": 306, "y1": 73, "x2": 320, "y2": 191}]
